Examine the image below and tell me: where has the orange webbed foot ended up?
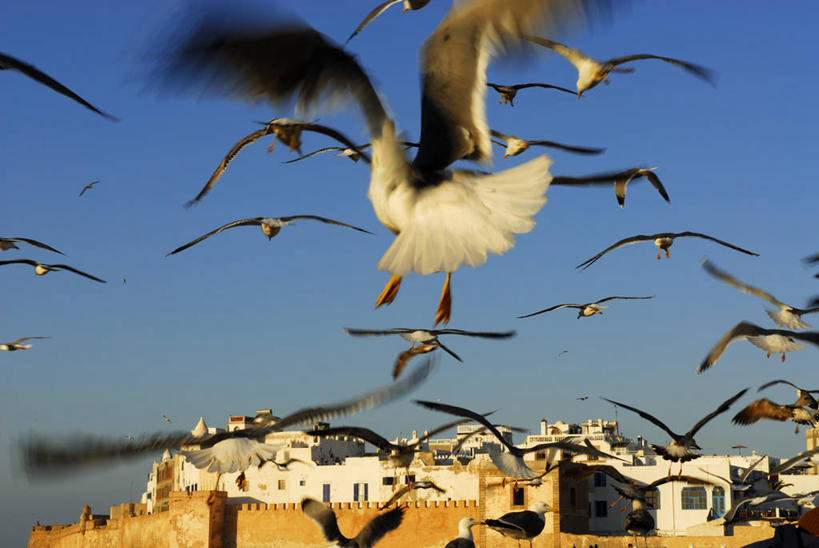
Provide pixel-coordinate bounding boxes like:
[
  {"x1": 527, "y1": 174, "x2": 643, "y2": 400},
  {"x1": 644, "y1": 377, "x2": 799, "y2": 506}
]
[
  {"x1": 376, "y1": 276, "x2": 402, "y2": 308},
  {"x1": 781, "y1": 353, "x2": 786, "y2": 363},
  {"x1": 434, "y1": 273, "x2": 452, "y2": 326}
]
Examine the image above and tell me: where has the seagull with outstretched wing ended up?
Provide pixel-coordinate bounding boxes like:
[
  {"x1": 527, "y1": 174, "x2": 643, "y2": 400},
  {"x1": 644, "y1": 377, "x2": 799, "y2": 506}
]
[
  {"x1": 302, "y1": 497, "x2": 403, "y2": 547},
  {"x1": 346, "y1": 0, "x2": 433, "y2": 43},
  {"x1": 0, "y1": 336, "x2": 49, "y2": 351},
  {"x1": 0, "y1": 259, "x2": 105, "y2": 283},
  {"x1": 518, "y1": 295, "x2": 653, "y2": 319},
  {"x1": 490, "y1": 129, "x2": 604, "y2": 158},
  {"x1": 551, "y1": 167, "x2": 668, "y2": 208},
  {"x1": 487, "y1": 81, "x2": 575, "y2": 105},
  {"x1": 0, "y1": 237, "x2": 63, "y2": 255}
]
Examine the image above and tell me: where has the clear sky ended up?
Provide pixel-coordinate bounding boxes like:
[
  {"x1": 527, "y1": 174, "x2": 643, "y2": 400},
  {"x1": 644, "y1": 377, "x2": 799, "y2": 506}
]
[{"x1": 2, "y1": 1, "x2": 819, "y2": 544}]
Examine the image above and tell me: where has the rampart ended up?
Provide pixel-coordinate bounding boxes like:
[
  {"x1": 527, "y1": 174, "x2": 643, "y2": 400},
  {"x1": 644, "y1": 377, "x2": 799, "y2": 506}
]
[{"x1": 28, "y1": 491, "x2": 775, "y2": 548}]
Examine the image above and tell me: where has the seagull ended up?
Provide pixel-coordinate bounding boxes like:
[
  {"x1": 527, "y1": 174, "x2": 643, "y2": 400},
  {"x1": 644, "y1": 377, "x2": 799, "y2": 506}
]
[
  {"x1": 558, "y1": 350, "x2": 569, "y2": 357},
  {"x1": 551, "y1": 167, "x2": 669, "y2": 208},
  {"x1": 347, "y1": 0, "x2": 433, "y2": 43},
  {"x1": 0, "y1": 259, "x2": 106, "y2": 283},
  {"x1": 78, "y1": 181, "x2": 99, "y2": 197},
  {"x1": 377, "y1": 479, "x2": 446, "y2": 509},
  {"x1": 518, "y1": 295, "x2": 654, "y2": 319},
  {"x1": 576, "y1": 396, "x2": 588, "y2": 400},
  {"x1": 187, "y1": 119, "x2": 367, "y2": 206},
  {"x1": 759, "y1": 379, "x2": 819, "y2": 409},
  {"x1": 0, "y1": 237, "x2": 63, "y2": 255},
  {"x1": 162, "y1": 415, "x2": 173, "y2": 423},
  {"x1": 0, "y1": 336, "x2": 49, "y2": 351},
  {"x1": 22, "y1": 357, "x2": 436, "y2": 475},
  {"x1": 302, "y1": 497, "x2": 403, "y2": 547},
  {"x1": 701, "y1": 258, "x2": 819, "y2": 329},
  {"x1": 0, "y1": 51, "x2": 117, "y2": 120},
  {"x1": 344, "y1": 327, "x2": 515, "y2": 377},
  {"x1": 525, "y1": 36, "x2": 716, "y2": 97},
  {"x1": 733, "y1": 380, "x2": 819, "y2": 433},
  {"x1": 697, "y1": 322, "x2": 819, "y2": 373},
  {"x1": 489, "y1": 129, "x2": 604, "y2": 158},
  {"x1": 159, "y1": 0, "x2": 608, "y2": 325},
  {"x1": 415, "y1": 400, "x2": 623, "y2": 479},
  {"x1": 602, "y1": 388, "x2": 748, "y2": 476},
  {"x1": 576, "y1": 232, "x2": 758, "y2": 270},
  {"x1": 167, "y1": 216, "x2": 373, "y2": 256},
  {"x1": 483, "y1": 501, "x2": 552, "y2": 548},
  {"x1": 284, "y1": 141, "x2": 418, "y2": 165},
  {"x1": 486, "y1": 82, "x2": 575, "y2": 105},
  {"x1": 445, "y1": 517, "x2": 478, "y2": 548},
  {"x1": 623, "y1": 497, "x2": 654, "y2": 546}
]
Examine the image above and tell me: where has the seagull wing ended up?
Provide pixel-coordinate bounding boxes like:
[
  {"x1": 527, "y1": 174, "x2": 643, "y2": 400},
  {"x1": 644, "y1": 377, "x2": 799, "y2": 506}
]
[
  {"x1": 283, "y1": 146, "x2": 350, "y2": 164},
  {"x1": 415, "y1": 400, "x2": 518, "y2": 454},
  {"x1": 804, "y1": 253, "x2": 819, "y2": 265},
  {"x1": 595, "y1": 295, "x2": 654, "y2": 304},
  {"x1": 605, "y1": 54, "x2": 717, "y2": 86},
  {"x1": 344, "y1": 327, "x2": 415, "y2": 337},
  {"x1": 686, "y1": 388, "x2": 748, "y2": 438},
  {"x1": 434, "y1": 340, "x2": 463, "y2": 362},
  {"x1": 574, "y1": 234, "x2": 656, "y2": 270},
  {"x1": 3, "y1": 238, "x2": 63, "y2": 255},
  {"x1": 518, "y1": 303, "x2": 583, "y2": 318},
  {"x1": 525, "y1": 35, "x2": 589, "y2": 67},
  {"x1": 304, "y1": 426, "x2": 395, "y2": 450},
  {"x1": 346, "y1": 0, "x2": 403, "y2": 43},
  {"x1": 758, "y1": 379, "x2": 819, "y2": 394},
  {"x1": 772, "y1": 447, "x2": 819, "y2": 475},
  {"x1": 676, "y1": 232, "x2": 758, "y2": 257},
  {"x1": 697, "y1": 321, "x2": 770, "y2": 374},
  {"x1": 167, "y1": 218, "x2": 263, "y2": 256},
  {"x1": 431, "y1": 329, "x2": 516, "y2": 339},
  {"x1": 278, "y1": 215, "x2": 374, "y2": 234},
  {"x1": 525, "y1": 139, "x2": 605, "y2": 155},
  {"x1": 700, "y1": 259, "x2": 784, "y2": 307},
  {"x1": 601, "y1": 397, "x2": 681, "y2": 440},
  {"x1": 732, "y1": 399, "x2": 794, "y2": 425},
  {"x1": 0, "y1": 259, "x2": 39, "y2": 268},
  {"x1": 635, "y1": 169, "x2": 670, "y2": 203},
  {"x1": 354, "y1": 506, "x2": 404, "y2": 547},
  {"x1": 10, "y1": 337, "x2": 50, "y2": 345},
  {"x1": 0, "y1": 52, "x2": 116, "y2": 120},
  {"x1": 513, "y1": 82, "x2": 576, "y2": 95},
  {"x1": 302, "y1": 498, "x2": 346, "y2": 543},
  {"x1": 48, "y1": 264, "x2": 106, "y2": 283},
  {"x1": 414, "y1": 0, "x2": 601, "y2": 171},
  {"x1": 379, "y1": 484, "x2": 412, "y2": 509}
]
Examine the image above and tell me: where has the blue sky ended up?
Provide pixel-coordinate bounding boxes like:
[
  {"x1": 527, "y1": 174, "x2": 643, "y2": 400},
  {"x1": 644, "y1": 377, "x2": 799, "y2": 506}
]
[{"x1": 2, "y1": 1, "x2": 819, "y2": 544}]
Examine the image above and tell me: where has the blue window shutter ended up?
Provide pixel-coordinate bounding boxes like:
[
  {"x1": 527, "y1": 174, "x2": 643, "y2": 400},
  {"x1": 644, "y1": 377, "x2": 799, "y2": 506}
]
[
  {"x1": 353, "y1": 483, "x2": 359, "y2": 501},
  {"x1": 364, "y1": 483, "x2": 369, "y2": 501}
]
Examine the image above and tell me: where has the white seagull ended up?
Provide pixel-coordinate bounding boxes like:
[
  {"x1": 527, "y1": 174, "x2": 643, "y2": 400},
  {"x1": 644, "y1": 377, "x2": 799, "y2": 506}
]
[
  {"x1": 551, "y1": 167, "x2": 669, "y2": 208},
  {"x1": 701, "y1": 258, "x2": 819, "y2": 329},
  {"x1": 167, "y1": 215, "x2": 373, "y2": 256},
  {"x1": 0, "y1": 237, "x2": 63, "y2": 255},
  {"x1": 302, "y1": 497, "x2": 403, "y2": 547},
  {"x1": 160, "y1": 0, "x2": 607, "y2": 325},
  {"x1": 445, "y1": 517, "x2": 478, "y2": 548},
  {"x1": 0, "y1": 259, "x2": 106, "y2": 283},
  {"x1": 0, "y1": 336, "x2": 49, "y2": 351},
  {"x1": 347, "y1": 0, "x2": 433, "y2": 43},
  {"x1": 576, "y1": 231, "x2": 758, "y2": 270},
  {"x1": 489, "y1": 129, "x2": 604, "y2": 158},
  {"x1": 525, "y1": 36, "x2": 717, "y2": 97},
  {"x1": 697, "y1": 321, "x2": 819, "y2": 373},
  {"x1": 518, "y1": 295, "x2": 654, "y2": 319}
]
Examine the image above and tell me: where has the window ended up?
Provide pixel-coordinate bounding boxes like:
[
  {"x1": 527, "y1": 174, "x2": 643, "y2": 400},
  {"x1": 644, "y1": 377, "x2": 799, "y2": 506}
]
[
  {"x1": 278, "y1": 479, "x2": 286, "y2": 490},
  {"x1": 382, "y1": 477, "x2": 395, "y2": 486},
  {"x1": 594, "y1": 500, "x2": 608, "y2": 517},
  {"x1": 512, "y1": 487, "x2": 525, "y2": 507},
  {"x1": 535, "y1": 451, "x2": 546, "y2": 460},
  {"x1": 711, "y1": 486, "x2": 725, "y2": 518},
  {"x1": 681, "y1": 486, "x2": 707, "y2": 510},
  {"x1": 645, "y1": 488, "x2": 660, "y2": 510},
  {"x1": 299, "y1": 480, "x2": 306, "y2": 487},
  {"x1": 322, "y1": 483, "x2": 331, "y2": 502},
  {"x1": 353, "y1": 482, "x2": 368, "y2": 502},
  {"x1": 593, "y1": 472, "x2": 606, "y2": 487},
  {"x1": 569, "y1": 487, "x2": 576, "y2": 507},
  {"x1": 404, "y1": 475, "x2": 416, "y2": 484}
]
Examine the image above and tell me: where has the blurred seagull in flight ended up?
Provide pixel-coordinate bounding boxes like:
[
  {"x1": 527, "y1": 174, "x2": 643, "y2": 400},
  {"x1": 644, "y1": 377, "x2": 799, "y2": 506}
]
[
  {"x1": 0, "y1": 237, "x2": 63, "y2": 255},
  {"x1": 158, "y1": 0, "x2": 609, "y2": 325},
  {"x1": 701, "y1": 258, "x2": 819, "y2": 329},
  {"x1": 78, "y1": 181, "x2": 99, "y2": 197},
  {"x1": 347, "y1": 0, "x2": 432, "y2": 43},
  {"x1": 697, "y1": 321, "x2": 819, "y2": 373},
  {"x1": 489, "y1": 129, "x2": 604, "y2": 158},
  {"x1": 283, "y1": 141, "x2": 417, "y2": 165},
  {"x1": 551, "y1": 167, "x2": 668, "y2": 208},
  {"x1": 576, "y1": 232, "x2": 758, "y2": 270},
  {"x1": 0, "y1": 336, "x2": 49, "y2": 351},
  {"x1": 487, "y1": 81, "x2": 576, "y2": 105},
  {"x1": 0, "y1": 51, "x2": 117, "y2": 120},
  {"x1": 162, "y1": 415, "x2": 172, "y2": 423},
  {"x1": 525, "y1": 36, "x2": 717, "y2": 98},
  {"x1": 0, "y1": 259, "x2": 105, "y2": 283},
  {"x1": 167, "y1": 215, "x2": 373, "y2": 256},
  {"x1": 518, "y1": 295, "x2": 654, "y2": 319},
  {"x1": 733, "y1": 381, "x2": 819, "y2": 433},
  {"x1": 302, "y1": 497, "x2": 403, "y2": 547}
]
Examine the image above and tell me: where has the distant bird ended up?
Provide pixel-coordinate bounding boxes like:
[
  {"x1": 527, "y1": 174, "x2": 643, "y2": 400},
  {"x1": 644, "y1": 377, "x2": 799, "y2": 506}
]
[
  {"x1": 558, "y1": 350, "x2": 569, "y2": 357},
  {"x1": 162, "y1": 415, "x2": 172, "y2": 423},
  {"x1": 0, "y1": 237, "x2": 63, "y2": 255},
  {"x1": 489, "y1": 129, "x2": 604, "y2": 158},
  {"x1": 22, "y1": 357, "x2": 437, "y2": 476},
  {"x1": 344, "y1": 327, "x2": 515, "y2": 378},
  {"x1": 484, "y1": 501, "x2": 552, "y2": 547},
  {"x1": 487, "y1": 82, "x2": 575, "y2": 105},
  {"x1": 551, "y1": 167, "x2": 669, "y2": 208},
  {"x1": 378, "y1": 479, "x2": 445, "y2": 509},
  {"x1": 701, "y1": 259, "x2": 819, "y2": 329},
  {"x1": 284, "y1": 141, "x2": 418, "y2": 165},
  {"x1": 518, "y1": 295, "x2": 654, "y2": 319},
  {"x1": 525, "y1": 36, "x2": 716, "y2": 97},
  {"x1": 603, "y1": 388, "x2": 748, "y2": 476},
  {"x1": 167, "y1": 216, "x2": 373, "y2": 256},
  {"x1": 78, "y1": 181, "x2": 99, "y2": 197},
  {"x1": 577, "y1": 396, "x2": 588, "y2": 401},
  {"x1": 577, "y1": 232, "x2": 758, "y2": 270},
  {"x1": 123, "y1": 435, "x2": 134, "y2": 441},
  {"x1": 0, "y1": 259, "x2": 105, "y2": 283},
  {"x1": 415, "y1": 400, "x2": 623, "y2": 479},
  {"x1": 0, "y1": 336, "x2": 49, "y2": 351},
  {"x1": 445, "y1": 517, "x2": 478, "y2": 548},
  {"x1": 697, "y1": 322, "x2": 819, "y2": 373},
  {"x1": 0, "y1": 51, "x2": 117, "y2": 120},
  {"x1": 187, "y1": 119, "x2": 365, "y2": 206},
  {"x1": 302, "y1": 497, "x2": 404, "y2": 547},
  {"x1": 733, "y1": 380, "x2": 819, "y2": 433},
  {"x1": 803, "y1": 252, "x2": 819, "y2": 265},
  {"x1": 347, "y1": 0, "x2": 432, "y2": 43},
  {"x1": 157, "y1": 1, "x2": 607, "y2": 326}
]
